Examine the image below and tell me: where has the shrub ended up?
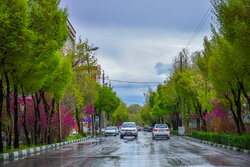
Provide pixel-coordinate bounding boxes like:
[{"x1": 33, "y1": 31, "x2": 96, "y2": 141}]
[
  {"x1": 170, "y1": 130, "x2": 178, "y2": 135},
  {"x1": 65, "y1": 134, "x2": 84, "y2": 141},
  {"x1": 191, "y1": 131, "x2": 250, "y2": 150}
]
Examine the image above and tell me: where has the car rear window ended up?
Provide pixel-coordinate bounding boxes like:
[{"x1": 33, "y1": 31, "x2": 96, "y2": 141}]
[
  {"x1": 155, "y1": 125, "x2": 168, "y2": 128},
  {"x1": 122, "y1": 124, "x2": 136, "y2": 128},
  {"x1": 106, "y1": 127, "x2": 116, "y2": 130}
]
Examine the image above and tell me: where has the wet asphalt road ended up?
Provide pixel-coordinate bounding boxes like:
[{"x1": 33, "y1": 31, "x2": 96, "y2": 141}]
[{"x1": 1, "y1": 132, "x2": 250, "y2": 167}]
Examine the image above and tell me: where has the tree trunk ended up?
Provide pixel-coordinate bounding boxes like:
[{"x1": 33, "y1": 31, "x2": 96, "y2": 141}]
[
  {"x1": 235, "y1": 87, "x2": 246, "y2": 134},
  {"x1": 5, "y1": 71, "x2": 12, "y2": 149},
  {"x1": 21, "y1": 85, "x2": 31, "y2": 146},
  {"x1": 92, "y1": 113, "x2": 95, "y2": 136},
  {"x1": 99, "y1": 108, "x2": 102, "y2": 134},
  {"x1": 40, "y1": 90, "x2": 51, "y2": 144},
  {"x1": 187, "y1": 100, "x2": 190, "y2": 128},
  {"x1": 47, "y1": 98, "x2": 55, "y2": 144},
  {"x1": 32, "y1": 94, "x2": 38, "y2": 145},
  {"x1": 225, "y1": 95, "x2": 241, "y2": 135},
  {"x1": 57, "y1": 101, "x2": 62, "y2": 142},
  {"x1": 13, "y1": 82, "x2": 19, "y2": 149},
  {"x1": 192, "y1": 98, "x2": 200, "y2": 131},
  {"x1": 238, "y1": 79, "x2": 250, "y2": 109},
  {"x1": 231, "y1": 87, "x2": 246, "y2": 135},
  {"x1": 0, "y1": 74, "x2": 3, "y2": 152},
  {"x1": 32, "y1": 93, "x2": 41, "y2": 145},
  {"x1": 35, "y1": 94, "x2": 41, "y2": 144},
  {"x1": 75, "y1": 104, "x2": 80, "y2": 133},
  {"x1": 181, "y1": 96, "x2": 185, "y2": 127},
  {"x1": 197, "y1": 103, "x2": 207, "y2": 132},
  {"x1": 201, "y1": 110, "x2": 207, "y2": 132},
  {"x1": 196, "y1": 117, "x2": 200, "y2": 131}
]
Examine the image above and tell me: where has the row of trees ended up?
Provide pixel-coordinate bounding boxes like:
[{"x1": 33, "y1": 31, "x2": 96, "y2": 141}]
[
  {"x1": 0, "y1": 0, "x2": 71, "y2": 152},
  {"x1": 111, "y1": 104, "x2": 143, "y2": 126},
  {"x1": 141, "y1": 0, "x2": 249, "y2": 135},
  {"x1": 0, "y1": 0, "x2": 123, "y2": 153}
]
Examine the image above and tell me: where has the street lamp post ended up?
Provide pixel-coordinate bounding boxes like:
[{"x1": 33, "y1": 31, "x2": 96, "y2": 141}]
[
  {"x1": 74, "y1": 46, "x2": 99, "y2": 137},
  {"x1": 89, "y1": 46, "x2": 99, "y2": 137}
]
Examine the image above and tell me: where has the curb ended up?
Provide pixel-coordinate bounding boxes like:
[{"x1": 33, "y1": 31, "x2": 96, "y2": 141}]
[
  {"x1": 183, "y1": 136, "x2": 250, "y2": 155},
  {"x1": 0, "y1": 136, "x2": 91, "y2": 162}
]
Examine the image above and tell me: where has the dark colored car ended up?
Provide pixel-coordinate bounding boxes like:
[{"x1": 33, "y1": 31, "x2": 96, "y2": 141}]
[
  {"x1": 143, "y1": 127, "x2": 149, "y2": 131},
  {"x1": 148, "y1": 126, "x2": 153, "y2": 132}
]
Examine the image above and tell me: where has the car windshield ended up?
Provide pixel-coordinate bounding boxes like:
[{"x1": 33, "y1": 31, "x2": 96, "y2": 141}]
[
  {"x1": 155, "y1": 125, "x2": 168, "y2": 128},
  {"x1": 122, "y1": 124, "x2": 136, "y2": 128},
  {"x1": 106, "y1": 127, "x2": 116, "y2": 130}
]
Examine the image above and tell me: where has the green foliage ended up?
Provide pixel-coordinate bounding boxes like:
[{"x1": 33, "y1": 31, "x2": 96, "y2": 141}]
[
  {"x1": 94, "y1": 85, "x2": 120, "y2": 115},
  {"x1": 0, "y1": 0, "x2": 32, "y2": 61},
  {"x1": 192, "y1": 131, "x2": 250, "y2": 149},
  {"x1": 44, "y1": 55, "x2": 73, "y2": 100},
  {"x1": 141, "y1": 105, "x2": 157, "y2": 125},
  {"x1": 65, "y1": 134, "x2": 84, "y2": 141},
  {"x1": 127, "y1": 104, "x2": 143, "y2": 125},
  {"x1": 112, "y1": 102, "x2": 128, "y2": 125},
  {"x1": 170, "y1": 130, "x2": 178, "y2": 136},
  {"x1": 127, "y1": 104, "x2": 142, "y2": 114}
]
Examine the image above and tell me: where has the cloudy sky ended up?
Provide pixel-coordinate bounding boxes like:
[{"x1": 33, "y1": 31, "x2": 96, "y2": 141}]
[{"x1": 60, "y1": 0, "x2": 212, "y2": 106}]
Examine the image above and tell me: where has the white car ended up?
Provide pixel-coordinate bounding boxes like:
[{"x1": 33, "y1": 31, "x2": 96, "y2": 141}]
[
  {"x1": 120, "y1": 122, "x2": 138, "y2": 139},
  {"x1": 152, "y1": 124, "x2": 170, "y2": 139},
  {"x1": 104, "y1": 126, "x2": 118, "y2": 137}
]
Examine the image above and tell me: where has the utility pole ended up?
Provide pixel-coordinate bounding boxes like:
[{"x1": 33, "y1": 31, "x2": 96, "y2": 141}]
[
  {"x1": 180, "y1": 52, "x2": 185, "y2": 128},
  {"x1": 98, "y1": 70, "x2": 105, "y2": 134},
  {"x1": 102, "y1": 70, "x2": 105, "y2": 86}
]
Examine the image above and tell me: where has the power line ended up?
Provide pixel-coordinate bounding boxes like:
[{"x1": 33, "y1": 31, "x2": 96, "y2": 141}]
[
  {"x1": 185, "y1": 5, "x2": 212, "y2": 49},
  {"x1": 106, "y1": 79, "x2": 163, "y2": 84},
  {"x1": 122, "y1": 99, "x2": 145, "y2": 103}
]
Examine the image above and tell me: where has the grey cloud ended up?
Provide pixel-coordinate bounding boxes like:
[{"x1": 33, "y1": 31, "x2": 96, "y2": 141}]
[
  {"x1": 154, "y1": 62, "x2": 172, "y2": 75},
  {"x1": 60, "y1": 0, "x2": 211, "y2": 32}
]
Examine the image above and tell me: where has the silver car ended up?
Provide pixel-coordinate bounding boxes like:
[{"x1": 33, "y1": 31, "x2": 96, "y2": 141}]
[
  {"x1": 104, "y1": 126, "x2": 118, "y2": 137},
  {"x1": 152, "y1": 124, "x2": 170, "y2": 139}
]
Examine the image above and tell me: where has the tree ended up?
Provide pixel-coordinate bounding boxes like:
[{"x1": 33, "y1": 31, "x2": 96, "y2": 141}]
[
  {"x1": 127, "y1": 104, "x2": 143, "y2": 125},
  {"x1": 94, "y1": 85, "x2": 120, "y2": 131},
  {"x1": 0, "y1": 0, "x2": 33, "y2": 150},
  {"x1": 112, "y1": 102, "x2": 128, "y2": 126}
]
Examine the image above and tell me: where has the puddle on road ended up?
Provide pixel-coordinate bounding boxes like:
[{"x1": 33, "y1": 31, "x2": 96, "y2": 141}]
[
  {"x1": 122, "y1": 137, "x2": 137, "y2": 143},
  {"x1": 77, "y1": 139, "x2": 103, "y2": 148},
  {"x1": 100, "y1": 146, "x2": 119, "y2": 155}
]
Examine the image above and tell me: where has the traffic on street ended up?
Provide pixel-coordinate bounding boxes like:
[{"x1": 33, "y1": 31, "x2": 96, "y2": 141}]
[{"x1": 1, "y1": 131, "x2": 250, "y2": 167}]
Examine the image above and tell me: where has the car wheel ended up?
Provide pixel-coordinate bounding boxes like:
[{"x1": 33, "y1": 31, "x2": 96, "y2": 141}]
[
  {"x1": 152, "y1": 135, "x2": 155, "y2": 140},
  {"x1": 120, "y1": 135, "x2": 123, "y2": 139},
  {"x1": 167, "y1": 136, "x2": 170, "y2": 139},
  {"x1": 115, "y1": 134, "x2": 117, "y2": 136},
  {"x1": 105, "y1": 135, "x2": 107, "y2": 137},
  {"x1": 135, "y1": 135, "x2": 137, "y2": 138}
]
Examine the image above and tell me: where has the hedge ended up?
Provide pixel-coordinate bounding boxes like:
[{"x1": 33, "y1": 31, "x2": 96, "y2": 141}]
[
  {"x1": 170, "y1": 130, "x2": 178, "y2": 135},
  {"x1": 192, "y1": 131, "x2": 250, "y2": 150}
]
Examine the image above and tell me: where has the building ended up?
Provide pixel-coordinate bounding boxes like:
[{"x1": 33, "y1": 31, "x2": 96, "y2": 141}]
[{"x1": 62, "y1": 19, "x2": 76, "y2": 56}]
